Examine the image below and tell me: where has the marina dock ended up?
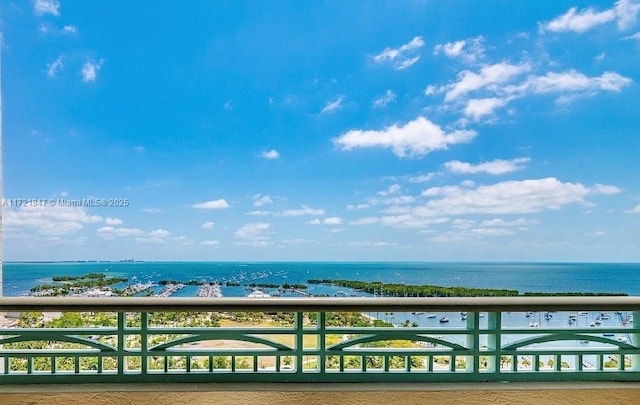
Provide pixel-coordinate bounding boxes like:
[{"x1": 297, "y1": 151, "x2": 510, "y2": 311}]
[{"x1": 197, "y1": 283, "x2": 223, "y2": 297}]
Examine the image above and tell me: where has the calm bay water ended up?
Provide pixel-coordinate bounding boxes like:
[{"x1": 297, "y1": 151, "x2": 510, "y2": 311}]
[
  {"x1": 3, "y1": 262, "x2": 638, "y2": 355},
  {"x1": 3, "y1": 261, "x2": 640, "y2": 297}
]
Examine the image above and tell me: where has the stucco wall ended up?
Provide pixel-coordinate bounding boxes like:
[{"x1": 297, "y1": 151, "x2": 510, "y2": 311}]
[{"x1": 2, "y1": 383, "x2": 640, "y2": 405}]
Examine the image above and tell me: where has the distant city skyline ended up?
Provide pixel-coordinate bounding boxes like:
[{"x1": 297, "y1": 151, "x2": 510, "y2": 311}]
[{"x1": 2, "y1": 0, "x2": 640, "y2": 262}]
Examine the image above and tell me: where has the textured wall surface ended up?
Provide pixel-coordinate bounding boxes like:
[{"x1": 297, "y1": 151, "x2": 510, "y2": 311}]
[{"x1": 2, "y1": 383, "x2": 640, "y2": 405}]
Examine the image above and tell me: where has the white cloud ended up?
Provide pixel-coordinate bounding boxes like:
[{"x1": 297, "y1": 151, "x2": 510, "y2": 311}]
[
  {"x1": 323, "y1": 217, "x2": 343, "y2": 225},
  {"x1": 419, "y1": 177, "x2": 619, "y2": 215},
  {"x1": 200, "y1": 240, "x2": 219, "y2": 246},
  {"x1": 34, "y1": 0, "x2": 60, "y2": 16},
  {"x1": 424, "y1": 85, "x2": 437, "y2": 96},
  {"x1": 191, "y1": 199, "x2": 230, "y2": 209},
  {"x1": 625, "y1": 204, "x2": 640, "y2": 214},
  {"x1": 246, "y1": 210, "x2": 272, "y2": 216},
  {"x1": 434, "y1": 40, "x2": 465, "y2": 58},
  {"x1": 591, "y1": 184, "x2": 622, "y2": 195},
  {"x1": 479, "y1": 218, "x2": 538, "y2": 227},
  {"x1": 62, "y1": 25, "x2": 77, "y2": 34},
  {"x1": 587, "y1": 230, "x2": 607, "y2": 237},
  {"x1": 444, "y1": 157, "x2": 530, "y2": 175},
  {"x1": 280, "y1": 205, "x2": 325, "y2": 216},
  {"x1": 395, "y1": 56, "x2": 421, "y2": 70},
  {"x1": 470, "y1": 228, "x2": 515, "y2": 236},
  {"x1": 348, "y1": 241, "x2": 398, "y2": 247},
  {"x1": 349, "y1": 217, "x2": 380, "y2": 225},
  {"x1": 542, "y1": 0, "x2": 640, "y2": 33},
  {"x1": 407, "y1": 173, "x2": 435, "y2": 183},
  {"x1": 201, "y1": 221, "x2": 215, "y2": 229},
  {"x1": 431, "y1": 61, "x2": 631, "y2": 118},
  {"x1": 357, "y1": 203, "x2": 454, "y2": 229},
  {"x1": 507, "y1": 70, "x2": 632, "y2": 96},
  {"x1": 383, "y1": 195, "x2": 416, "y2": 205},
  {"x1": 133, "y1": 146, "x2": 145, "y2": 153},
  {"x1": 104, "y1": 217, "x2": 123, "y2": 226},
  {"x1": 543, "y1": 6, "x2": 616, "y2": 33},
  {"x1": 433, "y1": 36, "x2": 485, "y2": 64},
  {"x1": 141, "y1": 208, "x2": 162, "y2": 214},
  {"x1": 262, "y1": 149, "x2": 280, "y2": 159},
  {"x1": 464, "y1": 97, "x2": 510, "y2": 120},
  {"x1": 616, "y1": 0, "x2": 640, "y2": 30},
  {"x1": 444, "y1": 62, "x2": 532, "y2": 102},
  {"x1": 373, "y1": 90, "x2": 397, "y2": 108},
  {"x1": 453, "y1": 219, "x2": 476, "y2": 229},
  {"x1": 81, "y1": 59, "x2": 104, "y2": 82},
  {"x1": 97, "y1": 226, "x2": 144, "y2": 239},
  {"x1": 321, "y1": 96, "x2": 344, "y2": 114},
  {"x1": 147, "y1": 229, "x2": 169, "y2": 238},
  {"x1": 377, "y1": 215, "x2": 450, "y2": 229},
  {"x1": 46, "y1": 55, "x2": 64, "y2": 78},
  {"x1": 374, "y1": 36, "x2": 425, "y2": 70},
  {"x1": 333, "y1": 116, "x2": 476, "y2": 158},
  {"x1": 135, "y1": 236, "x2": 167, "y2": 244},
  {"x1": 5, "y1": 205, "x2": 103, "y2": 235},
  {"x1": 378, "y1": 184, "x2": 401, "y2": 196},
  {"x1": 347, "y1": 203, "x2": 370, "y2": 210},
  {"x1": 253, "y1": 194, "x2": 273, "y2": 207},
  {"x1": 234, "y1": 222, "x2": 270, "y2": 240},
  {"x1": 623, "y1": 32, "x2": 640, "y2": 40}
]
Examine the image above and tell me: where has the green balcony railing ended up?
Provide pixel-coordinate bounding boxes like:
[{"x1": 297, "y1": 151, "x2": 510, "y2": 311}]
[{"x1": 1, "y1": 297, "x2": 640, "y2": 384}]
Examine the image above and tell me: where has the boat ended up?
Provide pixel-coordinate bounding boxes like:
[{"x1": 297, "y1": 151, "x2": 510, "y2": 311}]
[
  {"x1": 589, "y1": 322, "x2": 596, "y2": 327},
  {"x1": 525, "y1": 311, "x2": 533, "y2": 318},
  {"x1": 426, "y1": 314, "x2": 437, "y2": 319},
  {"x1": 529, "y1": 322, "x2": 538, "y2": 328},
  {"x1": 439, "y1": 317, "x2": 449, "y2": 323},
  {"x1": 247, "y1": 290, "x2": 271, "y2": 298},
  {"x1": 544, "y1": 312, "x2": 552, "y2": 320}
]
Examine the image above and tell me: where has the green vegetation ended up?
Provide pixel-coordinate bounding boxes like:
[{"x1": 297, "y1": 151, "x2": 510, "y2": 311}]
[
  {"x1": 30, "y1": 273, "x2": 128, "y2": 296},
  {"x1": 309, "y1": 279, "x2": 627, "y2": 297},
  {"x1": 52, "y1": 273, "x2": 106, "y2": 281},
  {"x1": 523, "y1": 292, "x2": 627, "y2": 296},
  {"x1": 158, "y1": 279, "x2": 201, "y2": 286},
  {"x1": 308, "y1": 279, "x2": 519, "y2": 297},
  {"x1": 247, "y1": 282, "x2": 307, "y2": 290}
]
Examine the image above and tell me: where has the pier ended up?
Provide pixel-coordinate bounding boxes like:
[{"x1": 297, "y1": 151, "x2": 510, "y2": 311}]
[
  {"x1": 124, "y1": 282, "x2": 154, "y2": 295},
  {"x1": 154, "y1": 283, "x2": 185, "y2": 297},
  {"x1": 197, "y1": 283, "x2": 223, "y2": 298}
]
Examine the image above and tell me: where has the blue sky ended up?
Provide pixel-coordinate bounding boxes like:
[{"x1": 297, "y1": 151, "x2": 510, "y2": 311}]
[{"x1": 2, "y1": 0, "x2": 640, "y2": 262}]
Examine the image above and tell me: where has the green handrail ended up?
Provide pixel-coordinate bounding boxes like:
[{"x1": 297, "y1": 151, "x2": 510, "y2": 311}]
[{"x1": 0, "y1": 297, "x2": 639, "y2": 384}]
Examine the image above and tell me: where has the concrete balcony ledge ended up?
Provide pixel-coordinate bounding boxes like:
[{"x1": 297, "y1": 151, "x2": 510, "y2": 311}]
[{"x1": 1, "y1": 382, "x2": 640, "y2": 405}]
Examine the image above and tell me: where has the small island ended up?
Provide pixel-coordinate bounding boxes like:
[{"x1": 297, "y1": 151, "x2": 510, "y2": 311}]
[{"x1": 307, "y1": 279, "x2": 627, "y2": 297}]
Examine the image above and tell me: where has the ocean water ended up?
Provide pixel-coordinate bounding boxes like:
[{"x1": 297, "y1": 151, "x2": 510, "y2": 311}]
[
  {"x1": 3, "y1": 262, "x2": 637, "y2": 357},
  {"x1": 3, "y1": 261, "x2": 640, "y2": 297}
]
